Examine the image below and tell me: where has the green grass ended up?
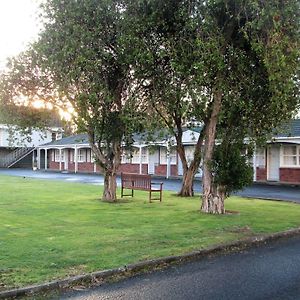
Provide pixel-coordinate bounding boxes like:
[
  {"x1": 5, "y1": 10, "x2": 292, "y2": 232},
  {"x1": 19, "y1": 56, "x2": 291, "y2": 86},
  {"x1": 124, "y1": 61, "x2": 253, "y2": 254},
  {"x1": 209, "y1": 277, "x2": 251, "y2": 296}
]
[{"x1": 1, "y1": 175, "x2": 300, "y2": 290}]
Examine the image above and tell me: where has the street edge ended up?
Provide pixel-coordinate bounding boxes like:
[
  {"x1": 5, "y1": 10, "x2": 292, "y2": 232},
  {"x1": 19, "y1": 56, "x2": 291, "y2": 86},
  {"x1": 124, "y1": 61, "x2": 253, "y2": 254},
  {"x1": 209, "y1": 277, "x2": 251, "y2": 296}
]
[{"x1": 1, "y1": 227, "x2": 300, "y2": 299}]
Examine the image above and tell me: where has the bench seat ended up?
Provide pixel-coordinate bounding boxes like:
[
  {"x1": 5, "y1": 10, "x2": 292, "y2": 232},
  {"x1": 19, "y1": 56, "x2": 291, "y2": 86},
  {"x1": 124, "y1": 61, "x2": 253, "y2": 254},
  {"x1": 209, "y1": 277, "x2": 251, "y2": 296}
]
[{"x1": 121, "y1": 173, "x2": 163, "y2": 202}]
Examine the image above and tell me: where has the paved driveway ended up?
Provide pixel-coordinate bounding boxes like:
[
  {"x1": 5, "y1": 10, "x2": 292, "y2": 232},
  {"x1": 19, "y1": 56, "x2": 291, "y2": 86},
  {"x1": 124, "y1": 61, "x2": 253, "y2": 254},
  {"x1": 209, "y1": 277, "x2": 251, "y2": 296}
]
[
  {"x1": 61, "y1": 236, "x2": 300, "y2": 300},
  {"x1": 0, "y1": 168, "x2": 299, "y2": 203}
]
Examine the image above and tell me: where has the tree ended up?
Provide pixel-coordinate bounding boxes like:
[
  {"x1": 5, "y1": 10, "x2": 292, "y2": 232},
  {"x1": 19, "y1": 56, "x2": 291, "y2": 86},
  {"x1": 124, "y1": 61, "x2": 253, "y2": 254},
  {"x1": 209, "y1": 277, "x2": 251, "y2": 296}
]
[
  {"x1": 128, "y1": 0, "x2": 299, "y2": 212},
  {"x1": 199, "y1": 0, "x2": 300, "y2": 213},
  {"x1": 127, "y1": 0, "x2": 209, "y2": 197},
  {"x1": 0, "y1": 0, "x2": 143, "y2": 202}
]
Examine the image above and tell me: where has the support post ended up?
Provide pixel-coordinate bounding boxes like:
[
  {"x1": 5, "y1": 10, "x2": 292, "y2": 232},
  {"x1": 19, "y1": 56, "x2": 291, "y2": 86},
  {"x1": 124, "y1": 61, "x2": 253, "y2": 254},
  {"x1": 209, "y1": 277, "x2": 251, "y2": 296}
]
[
  {"x1": 44, "y1": 149, "x2": 48, "y2": 171},
  {"x1": 59, "y1": 148, "x2": 62, "y2": 171},
  {"x1": 32, "y1": 149, "x2": 36, "y2": 170},
  {"x1": 74, "y1": 146, "x2": 78, "y2": 173},
  {"x1": 139, "y1": 146, "x2": 143, "y2": 174},
  {"x1": 253, "y1": 146, "x2": 257, "y2": 182},
  {"x1": 37, "y1": 148, "x2": 41, "y2": 170},
  {"x1": 166, "y1": 144, "x2": 171, "y2": 179}
]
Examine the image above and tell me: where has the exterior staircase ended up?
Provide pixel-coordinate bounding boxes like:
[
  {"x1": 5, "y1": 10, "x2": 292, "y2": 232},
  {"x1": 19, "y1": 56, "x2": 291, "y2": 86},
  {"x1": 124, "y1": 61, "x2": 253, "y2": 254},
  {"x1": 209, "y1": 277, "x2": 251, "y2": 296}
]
[{"x1": 0, "y1": 147, "x2": 35, "y2": 168}]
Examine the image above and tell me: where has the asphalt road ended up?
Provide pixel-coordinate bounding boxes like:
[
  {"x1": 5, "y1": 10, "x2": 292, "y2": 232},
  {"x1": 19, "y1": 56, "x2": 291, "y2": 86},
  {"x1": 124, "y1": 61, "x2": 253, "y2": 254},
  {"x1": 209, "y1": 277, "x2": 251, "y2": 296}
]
[
  {"x1": 60, "y1": 236, "x2": 300, "y2": 300},
  {"x1": 0, "y1": 168, "x2": 299, "y2": 203}
]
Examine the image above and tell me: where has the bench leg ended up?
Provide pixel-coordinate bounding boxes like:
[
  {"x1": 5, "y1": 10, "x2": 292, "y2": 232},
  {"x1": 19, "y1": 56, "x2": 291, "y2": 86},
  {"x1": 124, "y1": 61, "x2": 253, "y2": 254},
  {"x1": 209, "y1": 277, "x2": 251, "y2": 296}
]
[
  {"x1": 121, "y1": 187, "x2": 123, "y2": 198},
  {"x1": 132, "y1": 189, "x2": 134, "y2": 197},
  {"x1": 149, "y1": 190, "x2": 152, "y2": 203}
]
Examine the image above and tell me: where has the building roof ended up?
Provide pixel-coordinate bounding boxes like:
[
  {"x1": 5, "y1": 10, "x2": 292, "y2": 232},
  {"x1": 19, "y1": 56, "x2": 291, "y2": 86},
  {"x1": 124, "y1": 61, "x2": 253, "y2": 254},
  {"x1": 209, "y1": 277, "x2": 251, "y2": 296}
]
[
  {"x1": 274, "y1": 119, "x2": 300, "y2": 138},
  {"x1": 41, "y1": 119, "x2": 300, "y2": 147},
  {"x1": 43, "y1": 133, "x2": 89, "y2": 146}
]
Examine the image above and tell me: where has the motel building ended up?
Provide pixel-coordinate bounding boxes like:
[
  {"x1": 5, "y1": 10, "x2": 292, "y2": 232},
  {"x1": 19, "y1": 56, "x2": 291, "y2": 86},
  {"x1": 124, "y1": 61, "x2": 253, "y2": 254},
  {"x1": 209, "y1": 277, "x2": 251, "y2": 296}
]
[{"x1": 36, "y1": 120, "x2": 300, "y2": 185}]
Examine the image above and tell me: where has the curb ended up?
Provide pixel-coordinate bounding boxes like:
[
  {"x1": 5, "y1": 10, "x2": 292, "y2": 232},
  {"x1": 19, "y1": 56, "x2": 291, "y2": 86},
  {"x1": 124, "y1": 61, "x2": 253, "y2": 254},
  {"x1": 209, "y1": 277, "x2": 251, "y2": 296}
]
[
  {"x1": 1, "y1": 227, "x2": 300, "y2": 299},
  {"x1": 242, "y1": 195, "x2": 300, "y2": 205}
]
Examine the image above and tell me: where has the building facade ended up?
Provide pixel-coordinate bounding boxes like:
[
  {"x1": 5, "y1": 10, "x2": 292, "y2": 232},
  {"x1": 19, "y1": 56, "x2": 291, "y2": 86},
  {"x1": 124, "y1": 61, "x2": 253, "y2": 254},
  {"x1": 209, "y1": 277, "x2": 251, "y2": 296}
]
[
  {"x1": 37, "y1": 130, "x2": 203, "y2": 178},
  {"x1": 0, "y1": 124, "x2": 62, "y2": 168},
  {"x1": 37, "y1": 120, "x2": 300, "y2": 185}
]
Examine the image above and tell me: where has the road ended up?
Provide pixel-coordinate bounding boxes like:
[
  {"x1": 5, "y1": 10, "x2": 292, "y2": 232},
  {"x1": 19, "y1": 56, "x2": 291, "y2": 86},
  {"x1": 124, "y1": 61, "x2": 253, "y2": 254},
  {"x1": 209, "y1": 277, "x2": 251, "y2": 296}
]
[
  {"x1": 60, "y1": 236, "x2": 300, "y2": 300},
  {"x1": 0, "y1": 168, "x2": 299, "y2": 202}
]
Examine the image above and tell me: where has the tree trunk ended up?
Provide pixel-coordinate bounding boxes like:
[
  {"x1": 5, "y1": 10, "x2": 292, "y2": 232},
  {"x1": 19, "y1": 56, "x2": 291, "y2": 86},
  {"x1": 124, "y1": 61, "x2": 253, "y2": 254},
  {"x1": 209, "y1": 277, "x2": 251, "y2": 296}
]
[
  {"x1": 201, "y1": 89, "x2": 224, "y2": 214},
  {"x1": 176, "y1": 139, "x2": 195, "y2": 197},
  {"x1": 176, "y1": 123, "x2": 206, "y2": 197},
  {"x1": 201, "y1": 184, "x2": 226, "y2": 214},
  {"x1": 178, "y1": 167, "x2": 196, "y2": 196},
  {"x1": 102, "y1": 170, "x2": 117, "y2": 202}
]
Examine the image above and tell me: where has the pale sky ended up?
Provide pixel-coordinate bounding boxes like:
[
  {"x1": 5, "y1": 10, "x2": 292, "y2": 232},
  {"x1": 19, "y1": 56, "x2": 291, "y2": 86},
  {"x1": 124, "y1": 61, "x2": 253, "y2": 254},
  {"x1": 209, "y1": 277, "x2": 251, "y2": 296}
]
[{"x1": 0, "y1": 0, "x2": 42, "y2": 70}]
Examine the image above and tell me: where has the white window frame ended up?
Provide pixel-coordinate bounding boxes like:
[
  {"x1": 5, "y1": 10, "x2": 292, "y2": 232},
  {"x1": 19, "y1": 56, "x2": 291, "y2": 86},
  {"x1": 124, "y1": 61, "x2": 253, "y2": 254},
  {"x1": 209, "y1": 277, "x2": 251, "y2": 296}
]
[
  {"x1": 54, "y1": 149, "x2": 64, "y2": 162},
  {"x1": 280, "y1": 145, "x2": 300, "y2": 168},
  {"x1": 131, "y1": 148, "x2": 140, "y2": 164},
  {"x1": 141, "y1": 147, "x2": 148, "y2": 163},
  {"x1": 86, "y1": 149, "x2": 91, "y2": 163},
  {"x1": 159, "y1": 147, "x2": 177, "y2": 165},
  {"x1": 121, "y1": 150, "x2": 132, "y2": 164},
  {"x1": 256, "y1": 148, "x2": 266, "y2": 168},
  {"x1": 77, "y1": 149, "x2": 86, "y2": 163}
]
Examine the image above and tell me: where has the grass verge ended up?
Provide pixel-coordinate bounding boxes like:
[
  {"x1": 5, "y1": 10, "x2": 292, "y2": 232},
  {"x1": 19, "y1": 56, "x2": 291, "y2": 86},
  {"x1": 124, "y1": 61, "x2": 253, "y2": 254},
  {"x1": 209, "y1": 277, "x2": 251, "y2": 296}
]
[{"x1": 1, "y1": 175, "x2": 300, "y2": 291}]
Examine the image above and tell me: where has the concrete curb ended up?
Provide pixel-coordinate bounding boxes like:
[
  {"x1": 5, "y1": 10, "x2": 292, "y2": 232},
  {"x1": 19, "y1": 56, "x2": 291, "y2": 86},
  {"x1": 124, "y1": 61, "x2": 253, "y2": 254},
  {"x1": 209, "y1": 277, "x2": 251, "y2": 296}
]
[
  {"x1": 242, "y1": 195, "x2": 300, "y2": 205},
  {"x1": 1, "y1": 227, "x2": 300, "y2": 299}
]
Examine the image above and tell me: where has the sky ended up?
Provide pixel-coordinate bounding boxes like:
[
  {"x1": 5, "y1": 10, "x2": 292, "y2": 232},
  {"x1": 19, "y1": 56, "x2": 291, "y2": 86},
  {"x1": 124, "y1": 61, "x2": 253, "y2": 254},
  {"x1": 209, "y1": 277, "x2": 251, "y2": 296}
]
[{"x1": 0, "y1": 0, "x2": 41, "y2": 70}]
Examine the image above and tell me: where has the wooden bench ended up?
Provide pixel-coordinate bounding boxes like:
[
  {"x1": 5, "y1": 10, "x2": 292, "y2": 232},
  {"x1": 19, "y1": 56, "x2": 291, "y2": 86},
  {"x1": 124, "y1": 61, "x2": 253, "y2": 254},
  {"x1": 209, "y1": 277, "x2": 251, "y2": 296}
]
[{"x1": 121, "y1": 173, "x2": 163, "y2": 202}]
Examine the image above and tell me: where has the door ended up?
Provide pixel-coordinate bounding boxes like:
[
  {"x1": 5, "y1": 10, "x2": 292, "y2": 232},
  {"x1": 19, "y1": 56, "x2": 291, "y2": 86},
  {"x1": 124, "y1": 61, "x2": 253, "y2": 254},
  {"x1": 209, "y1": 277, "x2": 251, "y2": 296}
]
[
  {"x1": 268, "y1": 146, "x2": 280, "y2": 181},
  {"x1": 148, "y1": 151, "x2": 158, "y2": 174}
]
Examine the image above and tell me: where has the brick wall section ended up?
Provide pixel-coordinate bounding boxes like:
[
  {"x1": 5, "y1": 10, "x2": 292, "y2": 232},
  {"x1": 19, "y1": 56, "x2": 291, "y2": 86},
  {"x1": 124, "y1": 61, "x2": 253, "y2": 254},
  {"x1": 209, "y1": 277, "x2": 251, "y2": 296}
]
[
  {"x1": 119, "y1": 164, "x2": 148, "y2": 174},
  {"x1": 155, "y1": 165, "x2": 178, "y2": 176},
  {"x1": 49, "y1": 161, "x2": 64, "y2": 170},
  {"x1": 256, "y1": 167, "x2": 267, "y2": 181},
  {"x1": 78, "y1": 162, "x2": 94, "y2": 173},
  {"x1": 280, "y1": 168, "x2": 300, "y2": 183},
  {"x1": 68, "y1": 162, "x2": 75, "y2": 172}
]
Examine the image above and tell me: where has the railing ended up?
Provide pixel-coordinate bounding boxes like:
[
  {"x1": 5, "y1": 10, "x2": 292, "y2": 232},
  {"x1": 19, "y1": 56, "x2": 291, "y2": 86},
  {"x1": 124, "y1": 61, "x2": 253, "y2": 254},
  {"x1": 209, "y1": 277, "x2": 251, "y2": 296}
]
[{"x1": 0, "y1": 147, "x2": 35, "y2": 168}]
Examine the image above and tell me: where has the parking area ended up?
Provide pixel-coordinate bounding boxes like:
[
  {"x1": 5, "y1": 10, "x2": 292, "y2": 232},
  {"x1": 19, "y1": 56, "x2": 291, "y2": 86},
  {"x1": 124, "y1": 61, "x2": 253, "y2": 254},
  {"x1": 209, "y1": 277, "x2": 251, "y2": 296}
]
[{"x1": 0, "y1": 168, "x2": 299, "y2": 203}]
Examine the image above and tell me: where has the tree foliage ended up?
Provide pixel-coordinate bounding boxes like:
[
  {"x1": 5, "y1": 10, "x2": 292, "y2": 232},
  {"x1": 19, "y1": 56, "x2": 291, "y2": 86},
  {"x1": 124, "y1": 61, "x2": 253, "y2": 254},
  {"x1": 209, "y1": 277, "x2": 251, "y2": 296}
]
[{"x1": 0, "y1": 0, "x2": 145, "y2": 201}]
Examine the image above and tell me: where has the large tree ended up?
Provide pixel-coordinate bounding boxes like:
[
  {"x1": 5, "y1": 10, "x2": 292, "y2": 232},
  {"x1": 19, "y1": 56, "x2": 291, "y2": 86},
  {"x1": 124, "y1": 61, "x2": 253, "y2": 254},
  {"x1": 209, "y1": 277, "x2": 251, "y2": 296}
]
[
  {"x1": 128, "y1": 0, "x2": 300, "y2": 212},
  {"x1": 198, "y1": 0, "x2": 300, "y2": 213},
  {"x1": 127, "y1": 0, "x2": 209, "y2": 197},
  {"x1": 0, "y1": 0, "x2": 143, "y2": 202}
]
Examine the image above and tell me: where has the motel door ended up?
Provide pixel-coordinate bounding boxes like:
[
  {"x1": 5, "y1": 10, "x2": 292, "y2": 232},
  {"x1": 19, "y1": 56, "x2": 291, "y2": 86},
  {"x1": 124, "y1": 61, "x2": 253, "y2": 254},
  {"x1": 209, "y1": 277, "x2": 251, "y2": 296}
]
[
  {"x1": 268, "y1": 146, "x2": 280, "y2": 181},
  {"x1": 148, "y1": 152, "x2": 158, "y2": 174}
]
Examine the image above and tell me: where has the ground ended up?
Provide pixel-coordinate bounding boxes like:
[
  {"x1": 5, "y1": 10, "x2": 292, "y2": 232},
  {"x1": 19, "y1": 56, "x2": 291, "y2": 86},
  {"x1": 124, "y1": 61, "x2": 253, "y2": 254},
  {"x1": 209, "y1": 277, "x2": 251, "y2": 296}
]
[{"x1": 1, "y1": 174, "x2": 300, "y2": 291}]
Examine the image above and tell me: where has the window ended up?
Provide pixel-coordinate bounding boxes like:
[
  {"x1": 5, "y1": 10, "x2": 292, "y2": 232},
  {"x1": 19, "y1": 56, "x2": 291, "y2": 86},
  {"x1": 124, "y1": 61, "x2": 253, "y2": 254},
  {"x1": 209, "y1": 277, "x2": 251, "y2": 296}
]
[
  {"x1": 121, "y1": 150, "x2": 131, "y2": 163},
  {"x1": 131, "y1": 148, "x2": 139, "y2": 164},
  {"x1": 51, "y1": 132, "x2": 57, "y2": 141},
  {"x1": 77, "y1": 149, "x2": 86, "y2": 162},
  {"x1": 256, "y1": 148, "x2": 266, "y2": 168},
  {"x1": 132, "y1": 148, "x2": 148, "y2": 164},
  {"x1": 282, "y1": 145, "x2": 298, "y2": 166},
  {"x1": 121, "y1": 148, "x2": 148, "y2": 164},
  {"x1": 86, "y1": 149, "x2": 92, "y2": 163},
  {"x1": 160, "y1": 147, "x2": 177, "y2": 165},
  {"x1": 141, "y1": 148, "x2": 148, "y2": 163},
  {"x1": 54, "y1": 149, "x2": 64, "y2": 162}
]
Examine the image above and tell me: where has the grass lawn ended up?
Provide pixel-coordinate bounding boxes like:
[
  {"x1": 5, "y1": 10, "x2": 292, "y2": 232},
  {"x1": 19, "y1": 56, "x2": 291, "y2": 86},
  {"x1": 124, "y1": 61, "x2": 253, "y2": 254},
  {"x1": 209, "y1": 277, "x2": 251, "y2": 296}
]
[{"x1": 1, "y1": 175, "x2": 300, "y2": 291}]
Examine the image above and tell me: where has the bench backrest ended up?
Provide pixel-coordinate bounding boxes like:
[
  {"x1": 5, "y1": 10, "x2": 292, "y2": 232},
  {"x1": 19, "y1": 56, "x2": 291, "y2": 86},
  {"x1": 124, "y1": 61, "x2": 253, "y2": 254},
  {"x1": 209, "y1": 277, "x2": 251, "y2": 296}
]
[{"x1": 121, "y1": 173, "x2": 152, "y2": 189}]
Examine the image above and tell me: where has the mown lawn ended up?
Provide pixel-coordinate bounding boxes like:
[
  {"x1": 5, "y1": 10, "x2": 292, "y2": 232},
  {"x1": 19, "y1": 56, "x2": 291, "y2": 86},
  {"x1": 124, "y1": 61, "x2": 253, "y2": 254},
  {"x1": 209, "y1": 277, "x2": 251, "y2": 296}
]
[{"x1": 1, "y1": 175, "x2": 300, "y2": 290}]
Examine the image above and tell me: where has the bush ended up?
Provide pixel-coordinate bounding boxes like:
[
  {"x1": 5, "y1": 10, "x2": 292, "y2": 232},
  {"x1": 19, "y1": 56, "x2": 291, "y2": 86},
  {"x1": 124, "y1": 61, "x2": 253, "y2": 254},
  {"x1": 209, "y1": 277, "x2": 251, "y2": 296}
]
[{"x1": 211, "y1": 142, "x2": 253, "y2": 196}]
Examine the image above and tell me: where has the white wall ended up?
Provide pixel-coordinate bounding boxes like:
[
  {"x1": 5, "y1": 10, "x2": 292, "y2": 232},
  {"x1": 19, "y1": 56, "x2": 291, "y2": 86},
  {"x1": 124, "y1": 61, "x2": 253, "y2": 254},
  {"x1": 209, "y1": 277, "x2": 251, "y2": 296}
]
[{"x1": 0, "y1": 125, "x2": 62, "y2": 147}]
